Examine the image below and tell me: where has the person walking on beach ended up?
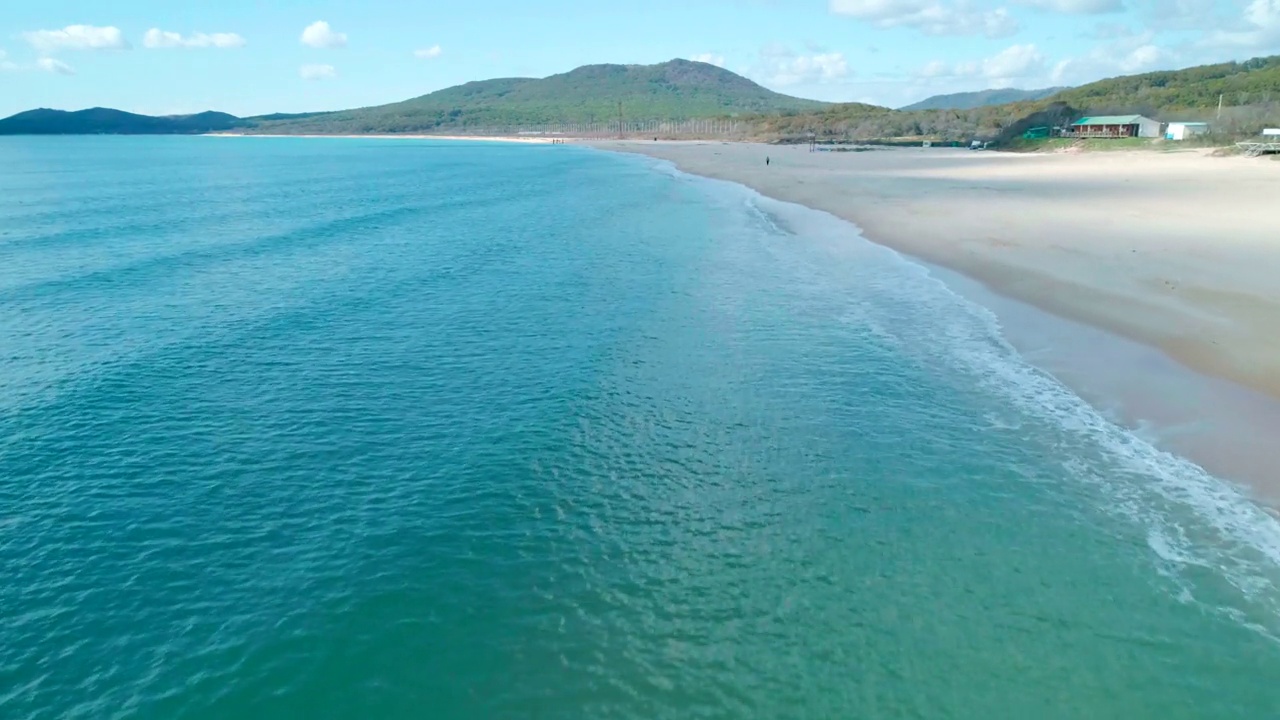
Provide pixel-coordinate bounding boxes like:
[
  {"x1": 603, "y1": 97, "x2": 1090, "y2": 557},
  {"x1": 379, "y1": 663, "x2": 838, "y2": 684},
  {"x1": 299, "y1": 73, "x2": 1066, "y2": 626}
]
[{"x1": 766, "y1": 156, "x2": 770, "y2": 166}]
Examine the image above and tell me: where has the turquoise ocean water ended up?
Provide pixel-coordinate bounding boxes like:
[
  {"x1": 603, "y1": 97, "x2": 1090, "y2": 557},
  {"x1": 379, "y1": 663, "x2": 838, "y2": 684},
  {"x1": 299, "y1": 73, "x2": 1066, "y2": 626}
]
[{"x1": 2, "y1": 137, "x2": 1280, "y2": 718}]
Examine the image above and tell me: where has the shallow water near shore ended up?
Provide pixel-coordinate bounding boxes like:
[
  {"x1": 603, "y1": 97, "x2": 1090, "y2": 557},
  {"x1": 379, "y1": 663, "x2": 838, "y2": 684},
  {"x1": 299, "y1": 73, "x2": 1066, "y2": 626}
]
[
  {"x1": 2, "y1": 136, "x2": 1279, "y2": 718},
  {"x1": 927, "y1": 261, "x2": 1280, "y2": 506}
]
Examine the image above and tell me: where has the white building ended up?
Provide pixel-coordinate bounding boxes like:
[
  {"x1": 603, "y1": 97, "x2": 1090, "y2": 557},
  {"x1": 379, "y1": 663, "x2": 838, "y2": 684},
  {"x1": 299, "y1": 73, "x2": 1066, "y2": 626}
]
[{"x1": 1165, "y1": 122, "x2": 1209, "y2": 140}]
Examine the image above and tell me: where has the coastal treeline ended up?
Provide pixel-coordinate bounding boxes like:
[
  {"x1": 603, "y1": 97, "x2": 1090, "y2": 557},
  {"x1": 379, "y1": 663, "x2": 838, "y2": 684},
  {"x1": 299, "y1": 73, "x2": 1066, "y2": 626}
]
[
  {"x1": 254, "y1": 54, "x2": 1279, "y2": 144},
  {"x1": 4, "y1": 55, "x2": 1278, "y2": 143},
  {"x1": 900, "y1": 87, "x2": 1066, "y2": 111},
  {"x1": 749, "y1": 56, "x2": 1280, "y2": 144}
]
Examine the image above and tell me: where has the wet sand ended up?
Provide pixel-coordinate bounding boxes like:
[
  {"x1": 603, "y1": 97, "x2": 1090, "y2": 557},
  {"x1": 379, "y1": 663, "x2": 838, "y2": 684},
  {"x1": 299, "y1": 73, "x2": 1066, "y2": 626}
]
[
  {"x1": 592, "y1": 140, "x2": 1280, "y2": 500},
  {"x1": 934, "y1": 262, "x2": 1280, "y2": 506}
]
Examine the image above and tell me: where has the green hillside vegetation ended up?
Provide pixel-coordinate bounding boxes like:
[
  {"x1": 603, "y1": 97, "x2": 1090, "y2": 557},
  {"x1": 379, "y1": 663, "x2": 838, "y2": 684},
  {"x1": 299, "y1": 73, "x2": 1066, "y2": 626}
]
[
  {"x1": 249, "y1": 111, "x2": 336, "y2": 122},
  {"x1": 3, "y1": 54, "x2": 1277, "y2": 144},
  {"x1": 748, "y1": 99, "x2": 1059, "y2": 143},
  {"x1": 900, "y1": 87, "x2": 1066, "y2": 111},
  {"x1": 254, "y1": 53, "x2": 1275, "y2": 142},
  {"x1": 750, "y1": 55, "x2": 1280, "y2": 144},
  {"x1": 255, "y1": 59, "x2": 829, "y2": 134},
  {"x1": 1053, "y1": 56, "x2": 1280, "y2": 112},
  {"x1": 0, "y1": 108, "x2": 243, "y2": 134}
]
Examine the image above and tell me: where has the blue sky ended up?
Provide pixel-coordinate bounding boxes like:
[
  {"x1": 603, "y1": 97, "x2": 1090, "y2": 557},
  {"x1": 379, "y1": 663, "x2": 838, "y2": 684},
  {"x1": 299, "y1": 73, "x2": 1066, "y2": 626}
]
[{"x1": 1, "y1": 0, "x2": 1276, "y2": 117}]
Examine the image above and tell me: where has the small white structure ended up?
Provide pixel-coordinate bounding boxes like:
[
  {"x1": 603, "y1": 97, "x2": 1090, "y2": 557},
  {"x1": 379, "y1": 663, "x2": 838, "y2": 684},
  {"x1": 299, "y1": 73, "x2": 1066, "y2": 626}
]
[
  {"x1": 1165, "y1": 122, "x2": 1209, "y2": 140},
  {"x1": 1239, "y1": 127, "x2": 1280, "y2": 155}
]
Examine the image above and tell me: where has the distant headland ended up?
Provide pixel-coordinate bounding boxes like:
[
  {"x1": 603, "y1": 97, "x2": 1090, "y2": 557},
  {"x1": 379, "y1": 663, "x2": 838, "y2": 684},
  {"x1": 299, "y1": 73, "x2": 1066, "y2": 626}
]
[{"x1": 3, "y1": 55, "x2": 1278, "y2": 147}]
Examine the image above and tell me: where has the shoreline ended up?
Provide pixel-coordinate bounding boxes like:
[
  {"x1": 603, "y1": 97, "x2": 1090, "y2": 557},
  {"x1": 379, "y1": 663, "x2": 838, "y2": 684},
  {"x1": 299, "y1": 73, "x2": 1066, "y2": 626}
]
[
  {"x1": 590, "y1": 140, "x2": 1280, "y2": 397},
  {"x1": 199, "y1": 133, "x2": 1280, "y2": 500},
  {"x1": 928, "y1": 260, "x2": 1280, "y2": 508},
  {"x1": 203, "y1": 133, "x2": 563, "y2": 143},
  {"x1": 588, "y1": 139, "x2": 1280, "y2": 501}
]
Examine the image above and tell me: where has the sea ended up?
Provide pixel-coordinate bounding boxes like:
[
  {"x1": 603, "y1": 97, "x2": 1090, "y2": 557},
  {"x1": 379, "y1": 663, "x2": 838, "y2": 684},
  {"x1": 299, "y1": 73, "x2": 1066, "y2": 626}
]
[{"x1": 2, "y1": 136, "x2": 1279, "y2": 719}]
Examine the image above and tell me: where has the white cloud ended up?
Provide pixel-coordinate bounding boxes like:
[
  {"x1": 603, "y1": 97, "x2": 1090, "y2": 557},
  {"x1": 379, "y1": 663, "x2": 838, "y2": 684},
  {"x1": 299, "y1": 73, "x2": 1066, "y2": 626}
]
[
  {"x1": 1050, "y1": 33, "x2": 1176, "y2": 84},
  {"x1": 1122, "y1": 44, "x2": 1167, "y2": 68},
  {"x1": 1200, "y1": 0, "x2": 1280, "y2": 51},
  {"x1": 300, "y1": 63, "x2": 337, "y2": 80},
  {"x1": 832, "y1": 0, "x2": 928, "y2": 18},
  {"x1": 143, "y1": 29, "x2": 247, "y2": 49},
  {"x1": 23, "y1": 25, "x2": 129, "y2": 52},
  {"x1": 414, "y1": 45, "x2": 444, "y2": 59},
  {"x1": 829, "y1": 0, "x2": 1018, "y2": 37},
  {"x1": 301, "y1": 21, "x2": 347, "y2": 49},
  {"x1": 690, "y1": 53, "x2": 726, "y2": 67},
  {"x1": 981, "y1": 8, "x2": 1020, "y2": 36},
  {"x1": 756, "y1": 45, "x2": 851, "y2": 86},
  {"x1": 0, "y1": 49, "x2": 76, "y2": 75},
  {"x1": 1017, "y1": 0, "x2": 1123, "y2": 13},
  {"x1": 980, "y1": 43, "x2": 1048, "y2": 80},
  {"x1": 1245, "y1": 0, "x2": 1280, "y2": 27},
  {"x1": 1131, "y1": 0, "x2": 1220, "y2": 31},
  {"x1": 918, "y1": 59, "x2": 953, "y2": 78},
  {"x1": 918, "y1": 44, "x2": 1047, "y2": 85},
  {"x1": 36, "y1": 57, "x2": 75, "y2": 75}
]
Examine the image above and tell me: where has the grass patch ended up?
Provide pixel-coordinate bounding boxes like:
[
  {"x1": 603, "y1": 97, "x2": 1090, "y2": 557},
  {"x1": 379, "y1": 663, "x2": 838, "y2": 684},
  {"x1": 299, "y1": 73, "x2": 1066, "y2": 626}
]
[{"x1": 998, "y1": 136, "x2": 1210, "y2": 152}]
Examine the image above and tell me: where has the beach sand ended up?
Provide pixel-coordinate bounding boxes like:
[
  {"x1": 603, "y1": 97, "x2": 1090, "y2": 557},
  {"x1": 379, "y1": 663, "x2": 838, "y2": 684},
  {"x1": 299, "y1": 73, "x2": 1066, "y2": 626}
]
[{"x1": 592, "y1": 140, "x2": 1280, "y2": 498}]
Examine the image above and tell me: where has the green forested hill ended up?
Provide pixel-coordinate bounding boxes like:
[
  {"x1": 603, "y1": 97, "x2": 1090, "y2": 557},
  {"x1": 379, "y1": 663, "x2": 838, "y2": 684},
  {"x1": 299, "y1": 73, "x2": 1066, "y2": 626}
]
[
  {"x1": 0, "y1": 108, "x2": 243, "y2": 134},
  {"x1": 4, "y1": 54, "x2": 1277, "y2": 141},
  {"x1": 255, "y1": 59, "x2": 829, "y2": 134},
  {"x1": 1051, "y1": 56, "x2": 1280, "y2": 113},
  {"x1": 900, "y1": 87, "x2": 1065, "y2": 111},
  {"x1": 757, "y1": 54, "x2": 1280, "y2": 142}
]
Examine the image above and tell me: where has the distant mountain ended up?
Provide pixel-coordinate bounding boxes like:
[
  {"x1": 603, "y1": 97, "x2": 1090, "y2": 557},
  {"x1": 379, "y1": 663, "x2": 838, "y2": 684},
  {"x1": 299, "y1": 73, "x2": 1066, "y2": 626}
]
[
  {"x1": 900, "y1": 87, "x2": 1067, "y2": 111},
  {"x1": 247, "y1": 111, "x2": 336, "y2": 123},
  {"x1": 9, "y1": 54, "x2": 1277, "y2": 141},
  {"x1": 762, "y1": 53, "x2": 1280, "y2": 143},
  {"x1": 0, "y1": 108, "x2": 243, "y2": 135},
  {"x1": 0, "y1": 60, "x2": 820, "y2": 136},
  {"x1": 254, "y1": 59, "x2": 829, "y2": 134}
]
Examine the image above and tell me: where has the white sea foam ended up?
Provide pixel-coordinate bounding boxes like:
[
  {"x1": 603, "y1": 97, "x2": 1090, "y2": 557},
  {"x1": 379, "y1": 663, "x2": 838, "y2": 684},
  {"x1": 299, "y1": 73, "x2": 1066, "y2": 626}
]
[{"x1": 636, "y1": 154, "x2": 1280, "y2": 638}]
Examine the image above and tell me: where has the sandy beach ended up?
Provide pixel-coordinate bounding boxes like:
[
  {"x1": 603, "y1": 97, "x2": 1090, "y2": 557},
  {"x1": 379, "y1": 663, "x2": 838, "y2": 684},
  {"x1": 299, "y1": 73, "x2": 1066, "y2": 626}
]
[
  {"x1": 592, "y1": 140, "x2": 1280, "y2": 496},
  {"x1": 595, "y1": 141, "x2": 1280, "y2": 396}
]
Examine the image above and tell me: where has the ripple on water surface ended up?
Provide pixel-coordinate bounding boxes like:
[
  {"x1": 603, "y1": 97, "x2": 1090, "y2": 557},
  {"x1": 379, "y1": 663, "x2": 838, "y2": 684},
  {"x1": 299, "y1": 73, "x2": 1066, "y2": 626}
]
[{"x1": 1, "y1": 137, "x2": 1279, "y2": 719}]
